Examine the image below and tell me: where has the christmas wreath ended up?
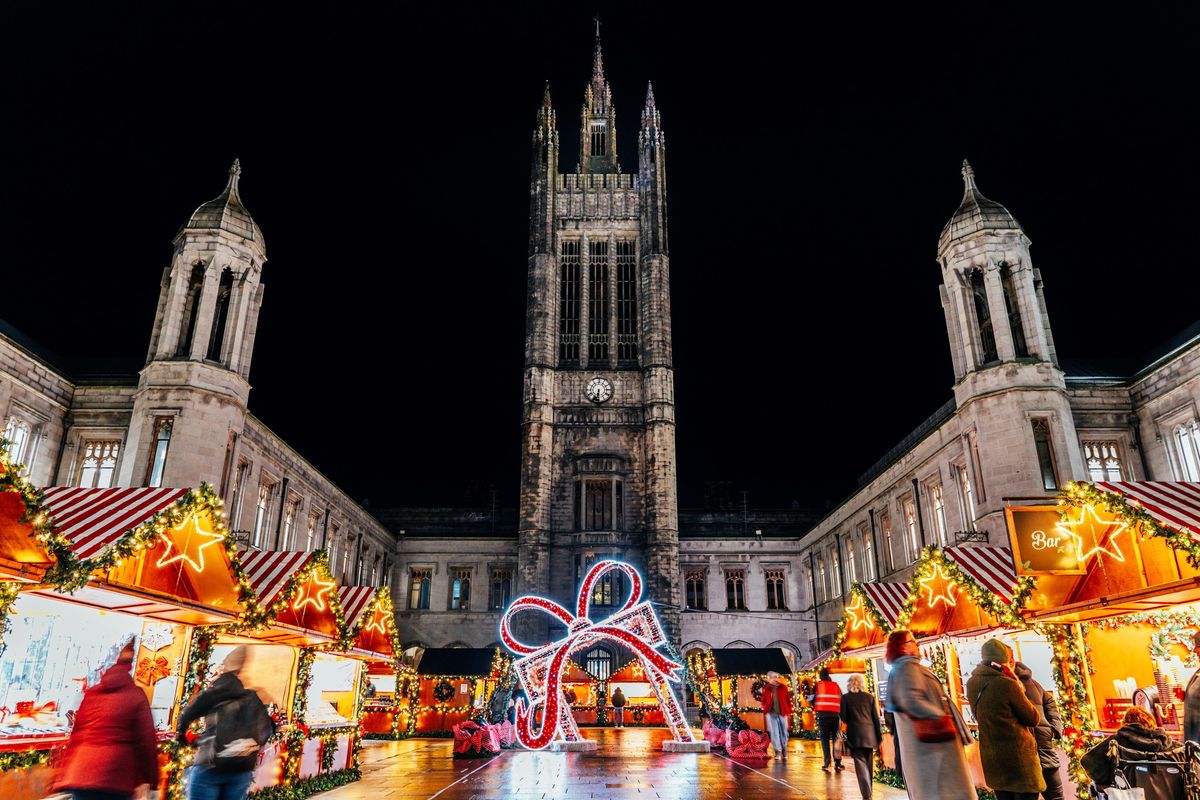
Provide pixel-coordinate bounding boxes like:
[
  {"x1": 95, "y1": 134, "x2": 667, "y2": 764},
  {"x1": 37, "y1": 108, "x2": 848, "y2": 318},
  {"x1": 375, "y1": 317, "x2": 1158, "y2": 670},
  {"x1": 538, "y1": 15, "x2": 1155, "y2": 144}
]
[
  {"x1": 750, "y1": 679, "x2": 767, "y2": 701},
  {"x1": 632, "y1": 707, "x2": 646, "y2": 723},
  {"x1": 433, "y1": 679, "x2": 455, "y2": 703}
]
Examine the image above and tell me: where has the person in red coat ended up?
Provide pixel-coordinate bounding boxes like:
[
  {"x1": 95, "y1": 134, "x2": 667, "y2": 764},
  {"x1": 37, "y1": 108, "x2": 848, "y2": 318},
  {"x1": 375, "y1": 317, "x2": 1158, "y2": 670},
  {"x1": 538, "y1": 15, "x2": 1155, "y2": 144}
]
[
  {"x1": 759, "y1": 671, "x2": 794, "y2": 761},
  {"x1": 53, "y1": 638, "x2": 159, "y2": 800}
]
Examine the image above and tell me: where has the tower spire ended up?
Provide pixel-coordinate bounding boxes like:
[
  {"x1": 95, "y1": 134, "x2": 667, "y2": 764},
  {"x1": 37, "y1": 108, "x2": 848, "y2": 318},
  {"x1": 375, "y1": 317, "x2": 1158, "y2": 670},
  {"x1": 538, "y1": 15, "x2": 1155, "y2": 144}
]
[
  {"x1": 961, "y1": 158, "x2": 977, "y2": 196},
  {"x1": 226, "y1": 158, "x2": 242, "y2": 201},
  {"x1": 591, "y1": 16, "x2": 605, "y2": 87}
]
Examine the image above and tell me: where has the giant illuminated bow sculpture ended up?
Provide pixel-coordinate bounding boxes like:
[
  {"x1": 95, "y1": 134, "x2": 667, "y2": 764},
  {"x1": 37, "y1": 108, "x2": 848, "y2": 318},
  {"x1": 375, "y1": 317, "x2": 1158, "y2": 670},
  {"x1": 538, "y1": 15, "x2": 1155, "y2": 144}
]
[{"x1": 500, "y1": 559, "x2": 695, "y2": 749}]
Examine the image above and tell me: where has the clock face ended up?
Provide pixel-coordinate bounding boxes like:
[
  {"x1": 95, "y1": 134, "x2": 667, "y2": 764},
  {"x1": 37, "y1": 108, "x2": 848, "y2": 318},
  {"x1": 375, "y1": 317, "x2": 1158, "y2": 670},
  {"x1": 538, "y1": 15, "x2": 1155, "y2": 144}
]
[{"x1": 585, "y1": 377, "x2": 613, "y2": 404}]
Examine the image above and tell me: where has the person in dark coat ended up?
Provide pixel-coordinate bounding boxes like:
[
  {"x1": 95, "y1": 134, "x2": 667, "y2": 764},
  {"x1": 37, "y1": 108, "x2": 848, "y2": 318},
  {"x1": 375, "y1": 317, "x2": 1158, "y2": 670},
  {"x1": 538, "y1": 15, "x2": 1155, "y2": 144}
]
[
  {"x1": 965, "y1": 639, "x2": 1045, "y2": 800},
  {"x1": 840, "y1": 674, "x2": 883, "y2": 799},
  {"x1": 611, "y1": 687, "x2": 627, "y2": 728},
  {"x1": 53, "y1": 638, "x2": 159, "y2": 800},
  {"x1": 176, "y1": 647, "x2": 266, "y2": 800},
  {"x1": 1014, "y1": 662, "x2": 1064, "y2": 800},
  {"x1": 1082, "y1": 706, "x2": 1188, "y2": 789}
]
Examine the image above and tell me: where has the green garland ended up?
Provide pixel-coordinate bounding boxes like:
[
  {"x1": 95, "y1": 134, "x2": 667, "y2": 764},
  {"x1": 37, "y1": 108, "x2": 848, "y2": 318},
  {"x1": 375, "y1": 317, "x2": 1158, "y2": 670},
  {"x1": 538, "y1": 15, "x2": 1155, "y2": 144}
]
[
  {"x1": 1063, "y1": 481, "x2": 1200, "y2": 567},
  {"x1": 248, "y1": 768, "x2": 361, "y2": 800},
  {"x1": 0, "y1": 749, "x2": 53, "y2": 772},
  {"x1": 0, "y1": 581, "x2": 20, "y2": 660},
  {"x1": 1037, "y1": 622, "x2": 1094, "y2": 798},
  {"x1": 896, "y1": 546, "x2": 1034, "y2": 630},
  {"x1": 833, "y1": 583, "x2": 891, "y2": 655}
]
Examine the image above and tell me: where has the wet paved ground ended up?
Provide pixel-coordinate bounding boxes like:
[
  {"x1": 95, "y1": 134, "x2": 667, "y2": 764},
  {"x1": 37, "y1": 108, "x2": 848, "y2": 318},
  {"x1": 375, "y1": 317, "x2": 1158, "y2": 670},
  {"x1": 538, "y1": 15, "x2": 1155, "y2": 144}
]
[{"x1": 327, "y1": 728, "x2": 909, "y2": 799}]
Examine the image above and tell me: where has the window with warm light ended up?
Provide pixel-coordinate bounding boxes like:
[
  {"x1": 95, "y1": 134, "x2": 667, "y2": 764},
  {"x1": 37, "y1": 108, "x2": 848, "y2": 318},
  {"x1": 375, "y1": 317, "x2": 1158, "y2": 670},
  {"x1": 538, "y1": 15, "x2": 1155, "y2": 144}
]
[
  {"x1": 584, "y1": 646, "x2": 613, "y2": 680},
  {"x1": 830, "y1": 548, "x2": 842, "y2": 597},
  {"x1": 881, "y1": 511, "x2": 894, "y2": 573},
  {"x1": 281, "y1": 497, "x2": 299, "y2": 549},
  {"x1": 686, "y1": 569, "x2": 706, "y2": 610},
  {"x1": 862, "y1": 527, "x2": 875, "y2": 580},
  {"x1": 78, "y1": 440, "x2": 120, "y2": 488},
  {"x1": 304, "y1": 511, "x2": 319, "y2": 552},
  {"x1": 449, "y1": 568, "x2": 471, "y2": 611},
  {"x1": 846, "y1": 538, "x2": 858, "y2": 584},
  {"x1": 765, "y1": 569, "x2": 787, "y2": 610},
  {"x1": 409, "y1": 569, "x2": 432, "y2": 610},
  {"x1": 815, "y1": 557, "x2": 827, "y2": 603},
  {"x1": 725, "y1": 569, "x2": 746, "y2": 610}
]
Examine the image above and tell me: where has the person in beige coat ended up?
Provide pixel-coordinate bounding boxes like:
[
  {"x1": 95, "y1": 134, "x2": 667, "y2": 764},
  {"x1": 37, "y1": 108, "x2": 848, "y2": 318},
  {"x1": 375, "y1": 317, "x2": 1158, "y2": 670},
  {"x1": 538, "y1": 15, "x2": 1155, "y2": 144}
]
[{"x1": 883, "y1": 630, "x2": 975, "y2": 800}]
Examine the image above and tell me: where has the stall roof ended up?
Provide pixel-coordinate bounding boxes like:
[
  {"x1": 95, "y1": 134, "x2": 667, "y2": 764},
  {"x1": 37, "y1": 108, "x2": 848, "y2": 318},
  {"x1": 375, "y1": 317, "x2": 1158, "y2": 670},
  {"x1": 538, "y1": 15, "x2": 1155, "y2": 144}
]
[
  {"x1": 1096, "y1": 481, "x2": 1200, "y2": 541},
  {"x1": 338, "y1": 585, "x2": 376, "y2": 629},
  {"x1": 416, "y1": 648, "x2": 495, "y2": 676},
  {"x1": 42, "y1": 486, "x2": 189, "y2": 559},
  {"x1": 711, "y1": 648, "x2": 791, "y2": 677},
  {"x1": 945, "y1": 545, "x2": 1019, "y2": 603},
  {"x1": 860, "y1": 581, "x2": 912, "y2": 627},
  {"x1": 237, "y1": 548, "x2": 313, "y2": 607}
]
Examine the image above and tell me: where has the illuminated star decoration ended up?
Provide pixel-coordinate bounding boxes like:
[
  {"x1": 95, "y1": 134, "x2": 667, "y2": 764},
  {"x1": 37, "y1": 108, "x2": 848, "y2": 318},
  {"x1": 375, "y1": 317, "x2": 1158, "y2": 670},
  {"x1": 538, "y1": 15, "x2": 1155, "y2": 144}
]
[
  {"x1": 1056, "y1": 503, "x2": 1128, "y2": 563},
  {"x1": 292, "y1": 570, "x2": 335, "y2": 612},
  {"x1": 363, "y1": 607, "x2": 390, "y2": 636},
  {"x1": 920, "y1": 562, "x2": 958, "y2": 609},
  {"x1": 846, "y1": 594, "x2": 875, "y2": 632},
  {"x1": 155, "y1": 513, "x2": 225, "y2": 574}
]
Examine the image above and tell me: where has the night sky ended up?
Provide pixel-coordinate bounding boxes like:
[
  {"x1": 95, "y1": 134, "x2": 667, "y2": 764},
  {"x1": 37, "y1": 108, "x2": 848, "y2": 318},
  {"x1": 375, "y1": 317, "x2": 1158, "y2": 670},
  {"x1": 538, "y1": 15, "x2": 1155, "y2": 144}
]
[{"x1": 2, "y1": 4, "x2": 1196, "y2": 512}]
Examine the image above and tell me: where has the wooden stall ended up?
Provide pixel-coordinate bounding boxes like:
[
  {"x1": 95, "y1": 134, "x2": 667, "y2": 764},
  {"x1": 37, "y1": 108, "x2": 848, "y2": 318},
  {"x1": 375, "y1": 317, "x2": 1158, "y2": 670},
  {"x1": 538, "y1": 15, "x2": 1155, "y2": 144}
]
[{"x1": 410, "y1": 648, "x2": 501, "y2": 735}]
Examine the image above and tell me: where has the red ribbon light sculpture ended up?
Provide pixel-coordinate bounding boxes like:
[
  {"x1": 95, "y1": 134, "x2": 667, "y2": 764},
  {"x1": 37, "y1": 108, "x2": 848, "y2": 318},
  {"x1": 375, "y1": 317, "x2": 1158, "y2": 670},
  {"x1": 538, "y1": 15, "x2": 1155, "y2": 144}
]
[{"x1": 500, "y1": 559, "x2": 695, "y2": 749}]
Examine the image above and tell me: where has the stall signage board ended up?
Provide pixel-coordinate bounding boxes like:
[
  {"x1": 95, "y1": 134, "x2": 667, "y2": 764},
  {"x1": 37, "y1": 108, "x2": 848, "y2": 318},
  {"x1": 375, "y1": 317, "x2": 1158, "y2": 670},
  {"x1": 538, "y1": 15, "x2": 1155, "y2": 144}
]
[{"x1": 1005, "y1": 505, "x2": 1086, "y2": 576}]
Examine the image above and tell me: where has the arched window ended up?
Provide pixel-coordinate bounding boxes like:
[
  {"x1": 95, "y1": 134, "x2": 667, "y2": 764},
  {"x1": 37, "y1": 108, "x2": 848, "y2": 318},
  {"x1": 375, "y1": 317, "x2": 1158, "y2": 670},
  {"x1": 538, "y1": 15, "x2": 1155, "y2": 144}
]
[
  {"x1": 685, "y1": 570, "x2": 706, "y2": 610},
  {"x1": 78, "y1": 440, "x2": 120, "y2": 488},
  {"x1": 846, "y1": 537, "x2": 857, "y2": 584},
  {"x1": 588, "y1": 240, "x2": 609, "y2": 362},
  {"x1": 584, "y1": 646, "x2": 613, "y2": 680},
  {"x1": 559, "y1": 241, "x2": 581, "y2": 364},
  {"x1": 176, "y1": 264, "x2": 206, "y2": 357},
  {"x1": 1176, "y1": 420, "x2": 1200, "y2": 481},
  {"x1": 575, "y1": 476, "x2": 624, "y2": 531},
  {"x1": 726, "y1": 569, "x2": 746, "y2": 609},
  {"x1": 615, "y1": 240, "x2": 638, "y2": 363},
  {"x1": 999, "y1": 264, "x2": 1029, "y2": 358},
  {"x1": 970, "y1": 269, "x2": 998, "y2": 364},
  {"x1": 206, "y1": 267, "x2": 234, "y2": 362},
  {"x1": 862, "y1": 530, "x2": 875, "y2": 580}
]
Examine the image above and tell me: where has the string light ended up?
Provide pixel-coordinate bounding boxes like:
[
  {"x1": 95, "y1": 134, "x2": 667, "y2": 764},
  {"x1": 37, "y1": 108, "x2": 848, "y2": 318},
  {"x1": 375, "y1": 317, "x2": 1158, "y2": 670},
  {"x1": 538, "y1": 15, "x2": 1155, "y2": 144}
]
[
  {"x1": 500, "y1": 559, "x2": 693, "y2": 749},
  {"x1": 292, "y1": 569, "x2": 335, "y2": 612},
  {"x1": 1056, "y1": 503, "x2": 1128, "y2": 563},
  {"x1": 155, "y1": 512, "x2": 224, "y2": 573},
  {"x1": 846, "y1": 594, "x2": 875, "y2": 632},
  {"x1": 919, "y1": 561, "x2": 957, "y2": 609}
]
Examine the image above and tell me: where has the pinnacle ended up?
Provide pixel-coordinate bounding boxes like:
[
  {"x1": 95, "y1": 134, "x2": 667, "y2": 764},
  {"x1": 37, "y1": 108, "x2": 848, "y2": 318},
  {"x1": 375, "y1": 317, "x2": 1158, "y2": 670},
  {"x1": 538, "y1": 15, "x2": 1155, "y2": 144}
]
[
  {"x1": 961, "y1": 159, "x2": 977, "y2": 194},
  {"x1": 542, "y1": 81, "x2": 552, "y2": 107},
  {"x1": 226, "y1": 158, "x2": 242, "y2": 198},
  {"x1": 645, "y1": 82, "x2": 656, "y2": 110}
]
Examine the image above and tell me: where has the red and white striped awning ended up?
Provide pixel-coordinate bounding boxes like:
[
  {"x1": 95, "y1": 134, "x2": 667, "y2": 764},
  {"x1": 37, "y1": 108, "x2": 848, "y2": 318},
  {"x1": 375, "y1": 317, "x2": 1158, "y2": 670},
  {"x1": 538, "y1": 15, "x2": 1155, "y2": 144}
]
[
  {"x1": 1095, "y1": 481, "x2": 1200, "y2": 542},
  {"x1": 237, "y1": 549, "x2": 313, "y2": 607},
  {"x1": 41, "y1": 487, "x2": 189, "y2": 560},
  {"x1": 860, "y1": 581, "x2": 911, "y2": 627},
  {"x1": 338, "y1": 586, "x2": 376, "y2": 629},
  {"x1": 944, "y1": 545, "x2": 1019, "y2": 604}
]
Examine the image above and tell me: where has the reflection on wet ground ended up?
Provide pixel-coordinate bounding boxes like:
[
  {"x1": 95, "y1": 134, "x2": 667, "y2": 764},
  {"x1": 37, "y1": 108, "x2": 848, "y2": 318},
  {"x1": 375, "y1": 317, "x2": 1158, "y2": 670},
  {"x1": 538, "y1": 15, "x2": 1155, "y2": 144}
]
[{"x1": 326, "y1": 727, "x2": 910, "y2": 799}]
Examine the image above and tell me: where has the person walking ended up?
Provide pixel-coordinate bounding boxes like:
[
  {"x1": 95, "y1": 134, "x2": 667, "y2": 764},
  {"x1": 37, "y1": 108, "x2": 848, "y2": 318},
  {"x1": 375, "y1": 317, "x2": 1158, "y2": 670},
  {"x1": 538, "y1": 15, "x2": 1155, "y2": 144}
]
[
  {"x1": 840, "y1": 674, "x2": 883, "y2": 799},
  {"x1": 52, "y1": 638, "x2": 159, "y2": 800},
  {"x1": 759, "y1": 671, "x2": 793, "y2": 762},
  {"x1": 611, "y1": 687, "x2": 627, "y2": 728},
  {"x1": 176, "y1": 647, "x2": 274, "y2": 800},
  {"x1": 883, "y1": 630, "x2": 974, "y2": 800},
  {"x1": 1014, "y1": 662, "x2": 1064, "y2": 800},
  {"x1": 965, "y1": 639, "x2": 1045, "y2": 800},
  {"x1": 812, "y1": 668, "x2": 844, "y2": 771}
]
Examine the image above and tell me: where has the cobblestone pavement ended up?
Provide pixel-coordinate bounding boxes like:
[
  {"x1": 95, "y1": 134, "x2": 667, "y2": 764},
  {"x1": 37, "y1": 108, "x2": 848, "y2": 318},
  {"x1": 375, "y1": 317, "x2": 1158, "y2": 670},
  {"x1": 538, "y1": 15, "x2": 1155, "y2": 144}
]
[{"x1": 324, "y1": 728, "x2": 910, "y2": 799}]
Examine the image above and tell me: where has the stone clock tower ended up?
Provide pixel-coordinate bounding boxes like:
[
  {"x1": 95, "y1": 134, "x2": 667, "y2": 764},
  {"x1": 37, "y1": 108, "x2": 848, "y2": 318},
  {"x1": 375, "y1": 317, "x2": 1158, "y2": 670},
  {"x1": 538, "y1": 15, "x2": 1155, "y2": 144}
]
[{"x1": 518, "y1": 31, "x2": 680, "y2": 645}]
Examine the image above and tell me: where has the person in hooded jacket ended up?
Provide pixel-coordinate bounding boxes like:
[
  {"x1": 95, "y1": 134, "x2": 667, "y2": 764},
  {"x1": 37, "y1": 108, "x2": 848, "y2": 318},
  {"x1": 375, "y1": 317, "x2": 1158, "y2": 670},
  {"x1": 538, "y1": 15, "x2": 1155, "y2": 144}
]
[
  {"x1": 965, "y1": 639, "x2": 1045, "y2": 800},
  {"x1": 53, "y1": 638, "x2": 159, "y2": 800},
  {"x1": 1014, "y1": 661, "x2": 1064, "y2": 800},
  {"x1": 176, "y1": 647, "x2": 268, "y2": 800},
  {"x1": 1081, "y1": 706, "x2": 1189, "y2": 789}
]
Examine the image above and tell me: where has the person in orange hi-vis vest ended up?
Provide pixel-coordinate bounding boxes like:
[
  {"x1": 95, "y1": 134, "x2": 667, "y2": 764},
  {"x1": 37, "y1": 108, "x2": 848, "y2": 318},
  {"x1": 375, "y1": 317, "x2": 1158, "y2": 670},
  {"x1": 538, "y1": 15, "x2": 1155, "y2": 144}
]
[{"x1": 811, "y1": 668, "x2": 844, "y2": 771}]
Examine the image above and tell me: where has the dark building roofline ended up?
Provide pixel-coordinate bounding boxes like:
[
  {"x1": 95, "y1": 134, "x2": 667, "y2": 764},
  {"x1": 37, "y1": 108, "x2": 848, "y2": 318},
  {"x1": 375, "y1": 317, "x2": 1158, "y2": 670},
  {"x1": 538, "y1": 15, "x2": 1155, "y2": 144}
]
[
  {"x1": 856, "y1": 398, "x2": 957, "y2": 489},
  {"x1": 0, "y1": 318, "x2": 138, "y2": 384},
  {"x1": 710, "y1": 648, "x2": 792, "y2": 677},
  {"x1": 1064, "y1": 319, "x2": 1200, "y2": 384}
]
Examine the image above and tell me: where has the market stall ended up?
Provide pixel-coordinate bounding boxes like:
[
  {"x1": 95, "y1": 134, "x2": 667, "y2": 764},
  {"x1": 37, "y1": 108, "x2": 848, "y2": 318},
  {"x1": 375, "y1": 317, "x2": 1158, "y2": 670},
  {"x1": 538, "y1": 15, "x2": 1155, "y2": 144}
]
[
  {"x1": 0, "y1": 482, "x2": 244, "y2": 800},
  {"x1": 199, "y1": 548, "x2": 359, "y2": 796},
  {"x1": 1007, "y1": 480, "x2": 1200, "y2": 791},
  {"x1": 410, "y1": 648, "x2": 504, "y2": 735},
  {"x1": 687, "y1": 648, "x2": 796, "y2": 732},
  {"x1": 334, "y1": 586, "x2": 410, "y2": 740}
]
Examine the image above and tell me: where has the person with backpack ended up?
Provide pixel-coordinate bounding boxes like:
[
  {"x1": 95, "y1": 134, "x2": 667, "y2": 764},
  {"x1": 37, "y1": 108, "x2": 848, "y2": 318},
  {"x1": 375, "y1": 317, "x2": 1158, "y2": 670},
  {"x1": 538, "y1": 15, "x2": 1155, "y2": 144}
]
[{"x1": 176, "y1": 647, "x2": 274, "y2": 800}]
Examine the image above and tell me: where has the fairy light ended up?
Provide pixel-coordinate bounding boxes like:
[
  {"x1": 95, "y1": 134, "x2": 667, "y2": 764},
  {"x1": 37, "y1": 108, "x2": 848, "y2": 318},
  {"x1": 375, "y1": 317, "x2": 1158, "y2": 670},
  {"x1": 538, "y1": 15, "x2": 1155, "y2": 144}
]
[
  {"x1": 919, "y1": 561, "x2": 957, "y2": 608},
  {"x1": 1056, "y1": 503, "x2": 1128, "y2": 563},
  {"x1": 155, "y1": 512, "x2": 224, "y2": 573}
]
